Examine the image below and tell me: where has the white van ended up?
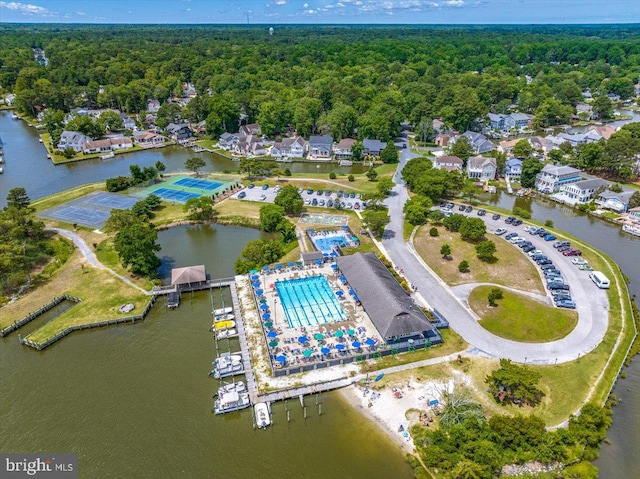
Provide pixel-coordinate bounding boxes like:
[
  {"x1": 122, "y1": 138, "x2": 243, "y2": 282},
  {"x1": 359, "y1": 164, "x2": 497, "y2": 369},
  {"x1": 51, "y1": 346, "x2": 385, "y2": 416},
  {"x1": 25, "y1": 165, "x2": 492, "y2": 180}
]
[{"x1": 589, "y1": 271, "x2": 610, "y2": 289}]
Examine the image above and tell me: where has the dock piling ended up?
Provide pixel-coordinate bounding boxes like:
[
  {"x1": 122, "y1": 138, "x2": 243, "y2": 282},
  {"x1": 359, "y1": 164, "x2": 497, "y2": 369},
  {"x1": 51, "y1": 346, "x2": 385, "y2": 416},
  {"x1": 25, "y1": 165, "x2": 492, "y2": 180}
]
[
  {"x1": 287, "y1": 410, "x2": 290, "y2": 422},
  {"x1": 318, "y1": 403, "x2": 322, "y2": 416},
  {"x1": 304, "y1": 406, "x2": 307, "y2": 419}
]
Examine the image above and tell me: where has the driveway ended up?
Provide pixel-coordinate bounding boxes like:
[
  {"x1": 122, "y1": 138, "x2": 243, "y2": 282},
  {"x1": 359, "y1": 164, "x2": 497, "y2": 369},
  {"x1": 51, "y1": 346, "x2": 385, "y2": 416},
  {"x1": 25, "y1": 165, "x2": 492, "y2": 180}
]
[{"x1": 381, "y1": 149, "x2": 609, "y2": 365}]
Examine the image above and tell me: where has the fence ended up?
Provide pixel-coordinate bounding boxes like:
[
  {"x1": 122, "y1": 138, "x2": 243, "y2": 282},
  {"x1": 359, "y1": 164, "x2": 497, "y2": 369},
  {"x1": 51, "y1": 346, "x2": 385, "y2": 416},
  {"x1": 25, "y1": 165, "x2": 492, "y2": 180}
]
[
  {"x1": 0, "y1": 294, "x2": 82, "y2": 337},
  {"x1": 19, "y1": 296, "x2": 157, "y2": 351}
]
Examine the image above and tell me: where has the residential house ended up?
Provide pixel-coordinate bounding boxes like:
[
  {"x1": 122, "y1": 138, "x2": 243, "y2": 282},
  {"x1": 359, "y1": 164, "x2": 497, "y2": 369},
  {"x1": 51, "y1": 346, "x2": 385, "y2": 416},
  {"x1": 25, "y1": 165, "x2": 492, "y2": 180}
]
[
  {"x1": 236, "y1": 134, "x2": 267, "y2": 157},
  {"x1": 435, "y1": 133, "x2": 456, "y2": 147},
  {"x1": 82, "y1": 137, "x2": 133, "y2": 154},
  {"x1": 218, "y1": 132, "x2": 240, "y2": 150},
  {"x1": 498, "y1": 138, "x2": 520, "y2": 154},
  {"x1": 308, "y1": 135, "x2": 333, "y2": 158},
  {"x1": 165, "y1": 122, "x2": 193, "y2": 142},
  {"x1": 596, "y1": 191, "x2": 635, "y2": 213},
  {"x1": 271, "y1": 136, "x2": 307, "y2": 159},
  {"x1": 195, "y1": 120, "x2": 207, "y2": 136},
  {"x1": 467, "y1": 156, "x2": 497, "y2": 181},
  {"x1": 434, "y1": 155, "x2": 463, "y2": 172},
  {"x1": 558, "y1": 178, "x2": 608, "y2": 205},
  {"x1": 120, "y1": 113, "x2": 136, "y2": 131},
  {"x1": 575, "y1": 102, "x2": 595, "y2": 120},
  {"x1": 535, "y1": 164, "x2": 581, "y2": 193},
  {"x1": 363, "y1": 139, "x2": 387, "y2": 157},
  {"x1": 146, "y1": 99, "x2": 160, "y2": 113},
  {"x1": 628, "y1": 206, "x2": 640, "y2": 223},
  {"x1": 505, "y1": 158, "x2": 523, "y2": 180},
  {"x1": 239, "y1": 123, "x2": 261, "y2": 138},
  {"x1": 529, "y1": 136, "x2": 555, "y2": 155},
  {"x1": 57, "y1": 131, "x2": 91, "y2": 152},
  {"x1": 487, "y1": 112, "x2": 534, "y2": 131},
  {"x1": 133, "y1": 131, "x2": 166, "y2": 147},
  {"x1": 333, "y1": 138, "x2": 356, "y2": 160},
  {"x1": 454, "y1": 131, "x2": 495, "y2": 154}
]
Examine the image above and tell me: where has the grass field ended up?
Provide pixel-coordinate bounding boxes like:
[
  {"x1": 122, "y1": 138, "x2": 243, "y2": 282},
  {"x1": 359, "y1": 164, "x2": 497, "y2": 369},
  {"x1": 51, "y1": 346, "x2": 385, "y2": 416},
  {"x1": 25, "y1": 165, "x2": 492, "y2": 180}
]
[
  {"x1": 468, "y1": 285, "x2": 578, "y2": 343},
  {"x1": 414, "y1": 226, "x2": 545, "y2": 294}
]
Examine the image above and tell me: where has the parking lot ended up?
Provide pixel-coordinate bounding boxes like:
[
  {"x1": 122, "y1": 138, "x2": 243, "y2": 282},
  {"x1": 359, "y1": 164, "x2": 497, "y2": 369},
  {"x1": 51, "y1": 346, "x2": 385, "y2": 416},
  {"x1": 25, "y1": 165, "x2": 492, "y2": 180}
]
[{"x1": 231, "y1": 184, "x2": 368, "y2": 211}]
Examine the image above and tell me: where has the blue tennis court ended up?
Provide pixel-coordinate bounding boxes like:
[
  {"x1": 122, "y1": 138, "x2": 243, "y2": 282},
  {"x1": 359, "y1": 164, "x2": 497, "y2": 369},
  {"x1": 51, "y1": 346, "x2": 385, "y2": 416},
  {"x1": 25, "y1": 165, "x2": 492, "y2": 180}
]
[
  {"x1": 275, "y1": 276, "x2": 345, "y2": 328},
  {"x1": 173, "y1": 178, "x2": 223, "y2": 191},
  {"x1": 86, "y1": 194, "x2": 138, "y2": 209},
  {"x1": 153, "y1": 188, "x2": 202, "y2": 203},
  {"x1": 49, "y1": 206, "x2": 110, "y2": 226}
]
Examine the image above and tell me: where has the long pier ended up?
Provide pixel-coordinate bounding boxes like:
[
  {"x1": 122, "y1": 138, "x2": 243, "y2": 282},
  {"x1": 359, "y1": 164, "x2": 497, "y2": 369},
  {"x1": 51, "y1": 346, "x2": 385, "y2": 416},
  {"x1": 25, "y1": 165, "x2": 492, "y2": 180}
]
[
  {"x1": 154, "y1": 277, "x2": 235, "y2": 296},
  {"x1": 253, "y1": 377, "x2": 354, "y2": 405},
  {"x1": 228, "y1": 280, "x2": 258, "y2": 395}
]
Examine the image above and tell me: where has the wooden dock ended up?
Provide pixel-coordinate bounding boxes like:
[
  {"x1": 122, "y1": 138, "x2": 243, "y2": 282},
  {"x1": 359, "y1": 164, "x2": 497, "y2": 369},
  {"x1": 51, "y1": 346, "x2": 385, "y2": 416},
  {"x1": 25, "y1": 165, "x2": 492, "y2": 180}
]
[
  {"x1": 227, "y1": 280, "x2": 259, "y2": 397},
  {"x1": 252, "y1": 377, "x2": 354, "y2": 405},
  {"x1": 154, "y1": 277, "x2": 235, "y2": 296}
]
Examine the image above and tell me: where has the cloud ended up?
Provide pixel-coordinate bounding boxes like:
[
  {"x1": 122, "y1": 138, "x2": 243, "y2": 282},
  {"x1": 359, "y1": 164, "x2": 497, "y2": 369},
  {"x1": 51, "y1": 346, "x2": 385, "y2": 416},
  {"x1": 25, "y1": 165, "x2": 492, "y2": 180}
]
[
  {"x1": 0, "y1": 1, "x2": 54, "y2": 15},
  {"x1": 303, "y1": 3, "x2": 309, "y2": 7},
  {"x1": 275, "y1": 0, "x2": 288, "y2": 4}
]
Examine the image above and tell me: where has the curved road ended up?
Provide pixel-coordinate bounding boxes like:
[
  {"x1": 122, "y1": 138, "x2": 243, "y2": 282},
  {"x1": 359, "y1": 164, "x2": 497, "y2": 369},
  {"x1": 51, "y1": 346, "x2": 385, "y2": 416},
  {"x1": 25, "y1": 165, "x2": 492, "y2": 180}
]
[{"x1": 381, "y1": 148, "x2": 609, "y2": 365}]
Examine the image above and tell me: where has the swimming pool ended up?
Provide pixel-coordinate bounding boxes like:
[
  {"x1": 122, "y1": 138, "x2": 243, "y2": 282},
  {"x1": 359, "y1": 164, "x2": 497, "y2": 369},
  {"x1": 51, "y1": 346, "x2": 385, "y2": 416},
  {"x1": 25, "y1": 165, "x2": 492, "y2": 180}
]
[
  {"x1": 275, "y1": 276, "x2": 346, "y2": 328},
  {"x1": 310, "y1": 231, "x2": 355, "y2": 254}
]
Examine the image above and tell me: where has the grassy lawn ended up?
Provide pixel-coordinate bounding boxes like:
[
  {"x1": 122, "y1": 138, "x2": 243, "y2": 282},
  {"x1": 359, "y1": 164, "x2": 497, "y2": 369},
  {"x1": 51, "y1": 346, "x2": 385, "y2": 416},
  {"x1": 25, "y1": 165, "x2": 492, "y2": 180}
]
[
  {"x1": 215, "y1": 198, "x2": 262, "y2": 219},
  {"x1": 32, "y1": 182, "x2": 105, "y2": 212},
  {"x1": 94, "y1": 239, "x2": 155, "y2": 290},
  {"x1": 414, "y1": 226, "x2": 545, "y2": 294},
  {"x1": 468, "y1": 285, "x2": 578, "y2": 343}
]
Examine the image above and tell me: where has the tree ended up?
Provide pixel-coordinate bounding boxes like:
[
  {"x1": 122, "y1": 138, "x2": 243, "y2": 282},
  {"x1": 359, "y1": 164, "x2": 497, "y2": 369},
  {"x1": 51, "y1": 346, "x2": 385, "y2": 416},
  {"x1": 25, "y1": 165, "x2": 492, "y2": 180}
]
[
  {"x1": 592, "y1": 95, "x2": 614, "y2": 121},
  {"x1": 274, "y1": 185, "x2": 303, "y2": 215},
  {"x1": 416, "y1": 117, "x2": 435, "y2": 143},
  {"x1": 97, "y1": 110, "x2": 124, "y2": 132},
  {"x1": 487, "y1": 287, "x2": 503, "y2": 307},
  {"x1": 234, "y1": 239, "x2": 284, "y2": 274},
  {"x1": 185, "y1": 157, "x2": 206, "y2": 176},
  {"x1": 439, "y1": 383, "x2": 485, "y2": 430},
  {"x1": 459, "y1": 217, "x2": 486, "y2": 242},
  {"x1": 458, "y1": 260, "x2": 470, "y2": 273},
  {"x1": 366, "y1": 168, "x2": 378, "y2": 182},
  {"x1": 449, "y1": 136, "x2": 474, "y2": 162},
  {"x1": 348, "y1": 174, "x2": 355, "y2": 182},
  {"x1": 533, "y1": 98, "x2": 573, "y2": 128},
  {"x1": 440, "y1": 243, "x2": 452, "y2": 259},
  {"x1": 380, "y1": 142, "x2": 399, "y2": 164},
  {"x1": 351, "y1": 141, "x2": 363, "y2": 161},
  {"x1": 512, "y1": 139, "x2": 533, "y2": 159},
  {"x1": 276, "y1": 219, "x2": 296, "y2": 243},
  {"x1": 486, "y1": 359, "x2": 545, "y2": 407},
  {"x1": 429, "y1": 227, "x2": 439, "y2": 237},
  {"x1": 155, "y1": 102, "x2": 182, "y2": 129},
  {"x1": 520, "y1": 158, "x2": 543, "y2": 188},
  {"x1": 114, "y1": 223, "x2": 161, "y2": 278},
  {"x1": 443, "y1": 213, "x2": 466, "y2": 232},
  {"x1": 404, "y1": 196, "x2": 433, "y2": 225},
  {"x1": 155, "y1": 161, "x2": 166, "y2": 177},
  {"x1": 329, "y1": 171, "x2": 337, "y2": 180},
  {"x1": 362, "y1": 209, "x2": 390, "y2": 238},
  {"x1": 628, "y1": 191, "x2": 640, "y2": 210},
  {"x1": 259, "y1": 204, "x2": 285, "y2": 232},
  {"x1": 376, "y1": 177, "x2": 394, "y2": 196},
  {"x1": 184, "y1": 196, "x2": 218, "y2": 221},
  {"x1": 476, "y1": 240, "x2": 497, "y2": 262}
]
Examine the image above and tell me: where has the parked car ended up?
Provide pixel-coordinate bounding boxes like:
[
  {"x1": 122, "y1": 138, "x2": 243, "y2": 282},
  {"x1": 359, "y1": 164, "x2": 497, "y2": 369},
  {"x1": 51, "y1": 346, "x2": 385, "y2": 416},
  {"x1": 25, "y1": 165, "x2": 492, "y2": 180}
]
[
  {"x1": 327, "y1": 199, "x2": 333, "y2": 207},
  {"x1": 563, "y1": 249, "x2": 582, "y2": 256},
  {"x1": 312, "y1": 198, "x2": 318, "y2": 206},
  {"x1": 465, "y1": 205, "x2": 473, "y2": 213},
  {"x1": 337, "y1": 191, "x2": 344, "y2": 198},
  {"x1": 297, "y1": 188, "x2": 303, "y2": 194},
  {"x1": 505, "y1": 216, "x2": 515, "y2": 224},
  {"x1": 551, "y1": 288, "x2": 570, "y2": 296},
  {"x1": 544, "y1": 269, "x2": 562, "y2": 276},
  {"x1": 307, "y1": 188, "x2": 314, "y2": 194},
  {"x1": 304, "y1": 199, "x2": 311, "y2": 205},
  {"x1": 505, "y1": 232, "x2": 518, "y2": 240},
  {"x1": 554, "y1": 295, "x2": 573, "y2": 303},
  {"x1": 248, "y1": 184, "x2": 255, "y2": 189},
  {"x1": 447, "y1": 202, "x2": 454, "y2": 209},
  {"x1": 548, "y1": 282, "x2": 570, "y2": 291},
  {"x1": 510, "y1": 236, "x2": 525, "y2": 244},
  {"x1": 554, "y1": 241, "x2": 570, "y2": 248},
  {"x1": 518, "y1": 241, "x2": 532, "y2": 248},
  {"x1": 316, "y1": 189, "x2": 323, "y2": 196},
  {"x1": 459, "y1": 204, "x2": 466, "y2": 211},
  {"x1": 318, "y1": 199, "x2": 325, "y2": 206},
  {"x1": 262, "y1": 184, "x2": 269, "y2": 190},
  {"x1": 354, "y1": 202, "x2": 360, "y2": 210},
  {"x1": 531, "y1": 254, "x2": 546, "y2": 260},
  {"x1": 440, "y1": 201, "x2": 447, "y2": 207},
  {"x1": 556, "y1": 300, "x2": 577, "y2": 309},
  {"x1": 259, "y1": 194, "x2": 267, "y2": 201},
  {"x1": 495, "y1": 228, "x2": 507, "y2": 235},
  {"x1": 350, "y1": 192, "x2": 356, "y2": 199},
  {"x1": 571, "y1": 258, "x2": 588, "y2": 265},
  {"x1": 543, "y1": 234, "x2": 557, "y2": 241},
  {"x1": 477, "y1": 209, "x2": 486, "y2": 216},
  {"x1": 536, "y1": 229, "x2": 547, "y2": 237},
  {"x1": 579, "y1": 264, "x2": 594, "y2": 271},
  {"x1": 492, "y1": 214, "x2": 501, "y2": 220},
  {"x1": 528, "y1": 227, "x2": 541, "y2": 235},
  {"x1": 557, "y1": 245, "x2": 572, "y2": 253},
  {"x1": 541, "y1": 264, "x2": 556, "y2": 271},
  {"x1": 522, "y1": 245, "x2": 536, "y2": 253},
  {"x1": 537, "y1": 259, "x2": 552, "y2": 265},
  {"x1": 512, "y1": 219, "x2": 523, "y2": 226},
  {"x1": 528, "y1": 249, "x2": 542, "y2": 257},
  {"x1": 324, "y1": 190, "x2": 332, "y2": 196},
  {"x1": 273, "y1": 186, "x2": 281, "y2": 193},
  {"x1": 237, "y1": 191, "x2": 246, "y2": 199}
]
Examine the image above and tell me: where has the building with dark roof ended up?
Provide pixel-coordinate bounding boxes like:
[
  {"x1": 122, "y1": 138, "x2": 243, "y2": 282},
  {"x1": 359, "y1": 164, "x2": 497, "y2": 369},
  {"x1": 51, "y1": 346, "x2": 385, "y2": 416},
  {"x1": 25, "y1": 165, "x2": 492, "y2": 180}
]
[{"x1": 337, "y1": 253, "x2": 441, "y2": 344}]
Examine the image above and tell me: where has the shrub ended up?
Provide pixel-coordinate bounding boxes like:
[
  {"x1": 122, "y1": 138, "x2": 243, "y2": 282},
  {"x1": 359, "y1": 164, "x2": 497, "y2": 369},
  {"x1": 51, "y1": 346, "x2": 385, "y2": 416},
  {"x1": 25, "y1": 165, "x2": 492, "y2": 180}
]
[
  {"x1": 348, "y1": 174, "x2": 355, "y2": 182},
  {"x1": 284, "y1": 168, "x2": 292, "y2": 176},
  {"x1": 329, "y1": 171, "x2": 337, "y2": 179},
  {"x1": 545, "y1": 219, "x2": 554, "y2": 228},
  {"x1": 458, "y1": 260, "x2": 470, "y2": 273},
  {"x1": 488, "y1": 287, "x2": 503, "y2": 306},
  {"x1": 512, "y1": 206, "x2": 531, "y2": 219},
  {"x1": 429, "y1": 227, "x2": 439, "y2": 237}
]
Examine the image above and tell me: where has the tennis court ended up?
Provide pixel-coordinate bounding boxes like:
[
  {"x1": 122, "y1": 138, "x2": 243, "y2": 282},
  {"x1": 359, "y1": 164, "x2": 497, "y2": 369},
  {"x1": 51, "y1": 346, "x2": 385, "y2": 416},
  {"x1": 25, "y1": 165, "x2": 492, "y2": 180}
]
[
  {"x1": 153, "y1": 188, "x2": 202, "y2": 203},
  {"x1": 299, "y1": 213, "x2": 349, "y2": 226},
  {"x1": 38, "y1": 191, "x2": 139, "y2": 229},
  {"x1": 173, "y1": 177, "x2": 223, "y2": 191}
]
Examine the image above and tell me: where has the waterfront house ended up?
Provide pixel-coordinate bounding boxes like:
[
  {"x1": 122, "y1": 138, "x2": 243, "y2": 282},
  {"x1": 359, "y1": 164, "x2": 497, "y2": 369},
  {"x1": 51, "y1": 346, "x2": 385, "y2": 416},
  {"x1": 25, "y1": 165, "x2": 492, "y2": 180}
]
[
  {"x1": 434, "y1": 155, "x2": 463, "y2": 172},
  {"x1": 57, "y1": 131, "x2": 91, "y2": 152},
  {"x1": 575, "y1": 102, "x2": 595, "y2": 120},
  {"x1": 239, "y1": 123, "x2": 261, "y2": 138},
  {"x1": 362, "y1": 139, "x2": 387, "y2": 157},
  {"x1": 488, "y1": 112, "x2": 534, "y2": 131},
  {"x1": 271, "y1": 136, "x2": 307, "y2": 159},
  {"x1": 165, "y1": 122, "x2": 193, "y2": 142},
  {"x1": 133, "y1": 131, "x2": 166, "y2": 146},
  {"x1": 505, "y1": 158, "x2": 523, "y2": 180},
  {"x1": 629, "y1": 207, "x2": 640, "y2": 223},
  {"x1": 82, "y1": 137, "x2": 133, "y2": 154},
  {"x1": 120, "y1": 113, "x2": 136, "y2": 131},
  {"x1": 308, "y1": 135, "x2": 333, "y2": 158},
  {"x1": 596, "y1": 190, "x2": 635, "y2": 213},
  {"x1": 535, "y1": 164, "x2": 581, "y2": 193},
  {"x1": 218, "y1": 132, "x2": 240, "y2": 150},
  {"x1": 236, "y1": 134, "x2": 267, "y2": 157},
  {"x1": 558, "y1": 178, "x2": 608, "y2": 205},
  {"x1": 467, "y1": 155, "x2": 497, "y2": 181},
  {"x1": 498, "y1": 139, "x2": 520, "y2": 154},
  {"x1": 333, "y1": 138, "x2": 356, "y2": 160}
]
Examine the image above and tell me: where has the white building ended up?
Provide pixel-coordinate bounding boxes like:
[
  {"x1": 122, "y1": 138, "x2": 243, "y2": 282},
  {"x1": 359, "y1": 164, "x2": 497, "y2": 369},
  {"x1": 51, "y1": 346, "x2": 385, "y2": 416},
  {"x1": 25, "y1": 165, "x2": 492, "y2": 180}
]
[
  {"x1": 467, "y1": 156, "x2": 497, "y2": 181},
  {"x1": 535, "y1": 164, "x2": 581, "y2": 193}
]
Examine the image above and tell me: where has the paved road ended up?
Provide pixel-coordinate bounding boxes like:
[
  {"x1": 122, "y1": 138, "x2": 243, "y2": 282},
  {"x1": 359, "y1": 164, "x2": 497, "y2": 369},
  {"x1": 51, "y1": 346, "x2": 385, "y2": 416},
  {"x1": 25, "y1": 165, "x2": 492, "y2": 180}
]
[{"x1": 380, "y1": 149, "x2": 609, "y2": 365}]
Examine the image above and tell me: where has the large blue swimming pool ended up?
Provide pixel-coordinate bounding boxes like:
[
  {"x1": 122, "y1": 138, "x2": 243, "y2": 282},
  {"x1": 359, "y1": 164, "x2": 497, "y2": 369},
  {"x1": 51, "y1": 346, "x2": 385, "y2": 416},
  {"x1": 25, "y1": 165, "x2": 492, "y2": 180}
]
[{"x1": 275, "y1": 276, "x2": 345, "y2": 328}]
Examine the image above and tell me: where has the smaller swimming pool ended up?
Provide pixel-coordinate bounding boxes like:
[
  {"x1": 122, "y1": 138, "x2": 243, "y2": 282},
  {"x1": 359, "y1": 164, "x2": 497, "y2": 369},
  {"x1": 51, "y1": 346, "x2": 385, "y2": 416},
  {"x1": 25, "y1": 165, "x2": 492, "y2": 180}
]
[{"x1": 310, "y1": 231, "x2": 357, "y2": 254}]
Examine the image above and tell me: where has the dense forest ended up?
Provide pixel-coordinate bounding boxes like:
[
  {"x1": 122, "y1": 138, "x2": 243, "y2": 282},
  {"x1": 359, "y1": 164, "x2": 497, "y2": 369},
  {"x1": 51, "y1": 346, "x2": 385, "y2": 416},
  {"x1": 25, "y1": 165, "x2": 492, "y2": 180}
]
[{"x1": 1, "y1": 24, "x2": 640, "y2": 143}]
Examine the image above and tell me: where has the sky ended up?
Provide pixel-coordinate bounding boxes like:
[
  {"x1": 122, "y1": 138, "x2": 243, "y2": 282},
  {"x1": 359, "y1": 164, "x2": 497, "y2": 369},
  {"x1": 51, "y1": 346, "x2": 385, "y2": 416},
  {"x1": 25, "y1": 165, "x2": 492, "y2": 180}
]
[{"x1": 0, "y1": 0, "x2": 639, "y2": 24}]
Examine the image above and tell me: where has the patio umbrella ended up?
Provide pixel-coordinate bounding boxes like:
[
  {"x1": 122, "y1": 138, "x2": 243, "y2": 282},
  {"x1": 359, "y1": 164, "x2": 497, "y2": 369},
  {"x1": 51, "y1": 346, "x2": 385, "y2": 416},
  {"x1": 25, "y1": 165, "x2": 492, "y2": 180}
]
[
  {"x1": 352, "y1": 341, "x2": 361, "y2": 348},
  {"x1": 321, "y1": 347, "x2": 331, "y2": 355},
  {"x1": 315, "y1": 259, "x2": 323, "y2": 265},
  {"x1": 330, "y1": 251, "x2": 338, "y2": 257},
  {"x1": 322, "y1": 253, "x2": 329, "y2": 257},
  {"x1": 250, "y1": 269, "x2": 258, "y2": 274},
  {"x1": 303, "y1": 349, "x2": 313, "y2": 357},
  {"x1": 269, "y1": 340, "x2": 279, "y2": 348},
  {"x1": 339, "y1": 275, "x2": 346, "y2": 282},
  {"x1": 342, "y1": 225, "x2": 348, "y2": 229},
  {"x1": 349, "y1": 289, "x2": 355, "y2": 295},
  {"x1": 296, "y1": 261, "x2": 303, "y2": 266},
  {"x1": 347, "y1": 329, "x2": 355, "y2": 336},
  {"x1": 287, "y1": 262, "x2": 295, "y2": 267},
  {"x1": 264, "y1": 321, "x2": 273, "y2": 328},
  {"x1": 336, "y1": 344, "x2": 346, "y2": 351},
  {"x1": 260, "y1": 304, "x2": 269, "y2": 310},
  {"x1": 353, "y1": 296, "x2": 360, "y2": 302},
  {"x1": 250, "y1": 275, "x2": 259, "y2": 280},
  {"x1": 331, "y1": 264, "x2": 338, "y2": 269},
  {"x1": 268, "y1": 331, "x2": 278, "y2": 338},
  {"x1": 298, "y1": 336, "x2": 308, "y2": 344},
  {"x1": 262, "y1": 265, "x2": 270, "y2": 271},
  {"x1": 365, "y1": 338, "x2": 375, "y2": 346},
  {"x1": 275, "y1": 264, "x2": 282, "y2": 269},
  {"x1": 307, "y1": 228, "x2": 314, "y2": 232},
  {"x1": 259, "y1": 298, "x2": 267, "y2": 304},
  {"x1": 314, "y1": 333, "x2": 324, "y2": 340},
  {"x1": 276, "y1": 355, "x2": 287, "y2": 363},
  {"x1": 262, "y1": 313, "x2": 270, "y2": 320},
  {"x1": 255, "y1": 289, "x2": 264, "y2": 296},
  {"x1": 335, "y1": 330, "x2": 344, "y2": 338},
  {"x1": 252, "y1": 282, "x2": 261, "y2": 288},
  {"x1": 335, "y1": 291, "x2": 344, "y2": 297}
]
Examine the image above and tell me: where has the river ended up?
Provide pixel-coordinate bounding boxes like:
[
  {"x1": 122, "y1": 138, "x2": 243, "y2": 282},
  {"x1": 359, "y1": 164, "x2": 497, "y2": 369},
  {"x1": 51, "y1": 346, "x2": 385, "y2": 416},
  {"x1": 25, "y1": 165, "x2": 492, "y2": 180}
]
[{"x1": 1, "y1": 110, "x2": 639, "y2": 477}]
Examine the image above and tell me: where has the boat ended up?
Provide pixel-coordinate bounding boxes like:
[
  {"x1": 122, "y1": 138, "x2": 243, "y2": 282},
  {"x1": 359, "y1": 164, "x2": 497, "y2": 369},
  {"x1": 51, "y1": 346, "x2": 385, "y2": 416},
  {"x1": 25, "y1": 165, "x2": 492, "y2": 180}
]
[
  {"x1": 0, "y1": 166, "x2": 3, "y2": 174},
  {"x1": 215, "y1": 328, "x2": 238, "y2": 340},
  {"x1": 212, "y1": 390, "x2": 251, "y2": 414},
  {"x1": 212, "y1": 320, "x2": 235, "y2": 331},
  {"x1": 213, "y1": 313, "x2": 235, "y2": 322},
  {"x1": 209, "y1": 354, "x2": 244, "y2": 379},
  {"x1": 622, "y1": 223, "x2": 640, "y2": 237},
  {"x1": 215, "y1": 380, "x2": 246, "y2": 396},
  {"x1": 254, "y1": 402, "x2": 271, "y2": 429},
  {"x1": 167, "y1": 291, "x2": 180, "y2": 308},
  {"x1": 100, "y1": 152, "x2": 115, "y2": 160},
  {"x1": 338, "y1": 160, "x2": 353, "y2": 166},
  {"x1": 213, "y1": 306, "x2": 233, "y2": 316},
  {"x1": 231, "y1": 157, "x2": 241, "y2": 162},
  {"x1": 212, "y1": 353, "x2": 242, "y2": 366},
  {"x1": 11, "y1": 113, "x2": 19, "y2": 120},
  {"x1": 0, "y1": 155, "x2": 4, "y2": 163},
  {"x1": 38, "y1": 138, "x2": 43, "y2": 143}
]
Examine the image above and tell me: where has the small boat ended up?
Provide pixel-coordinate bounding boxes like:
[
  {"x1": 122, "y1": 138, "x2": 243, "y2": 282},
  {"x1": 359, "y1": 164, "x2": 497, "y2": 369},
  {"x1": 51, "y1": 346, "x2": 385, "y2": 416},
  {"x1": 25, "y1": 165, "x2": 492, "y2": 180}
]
[
  {"x1": 254, "y1": 402, "x2": 271, "y2": 429},
  {"x1": 213, "y1": 320, "x2": 235, "y2": 331},
  {"x1": 0, "y1": 166, "x2": 3, "y2": 174},
  {"x1": 213, "y1": 306, "x2": 233, "y2": 316},
  {"x1": 216, "y1": 380, "x2": 246, "y2": 396},
  {"x1": 215, "y1": 328, "x2": 238, "y2": 340},
  {"x1": 212, "y1": 354, "x2": 242, "y2": 366},
  {"x1": 338, "y1": 160, "x2": 353, "y2": 166},
  {"x1": 622, "y1": 223, "x2": 640, "y2": 237},
  {"x1": 231, "y1": 157, "x2": 241, "y2": 162},
  {"x1": 38, "y1": 138, "x2": 43, "y2": 143},
  {"x1": 167, "y1": 291, "x2": 180, "y2": 308},
  {"x1": 100, "y1": 152, "x2": 115, "y2": 160},
  {"x1": 11, "y1": 113, "x2": 19, "y2": 120},
  {"x1": 209, "y1": 354, "x2": 244, "y2": 379},
  {"x1": 213, "y1": 313, "x2": 235, "y2": 322},
  {"x1": 212, "y1": 390, "x2": 251, "y2": 414}
]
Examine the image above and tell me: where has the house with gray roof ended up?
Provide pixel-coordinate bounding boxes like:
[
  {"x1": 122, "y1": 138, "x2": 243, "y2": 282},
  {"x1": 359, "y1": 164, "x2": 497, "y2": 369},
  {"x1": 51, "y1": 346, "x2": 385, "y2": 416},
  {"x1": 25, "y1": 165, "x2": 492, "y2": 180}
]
[
  {"x1": 308, "y1": 135, "x2": 333, "y2": 158},
  {"x1": 271, "y1": 136, "x2": 307, "y2": 159},
  {"x1": 558, "y1": 178, "x2": 608, "y2": 205},
  {"x1": 505, "y1": 158, "x2": 523, "y2": 180},
  {"x1": 487, "y1": 112, "x2": 534, "y2": 131},
  {"x1": 451, "y1": 131, "x2": 495, "y2": 154},
  {"x1": 57, "y1": 131, "x2": 91, "y2": 152},
  {"x1": 363, "y1": 139, "x2": 387, "y2": 157},
  {"x1": 596, "y1": 190, "x2": 635, "y2": 213},
  {"x1": 535, "y1": 164, "x2": 581, "y2": 193},
  {"x1": 337, "y1": 253, "x2": 441, "y2": 344},
  {"x1": 467, "y1": 156, "x2": 497, "y2": 181}
]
